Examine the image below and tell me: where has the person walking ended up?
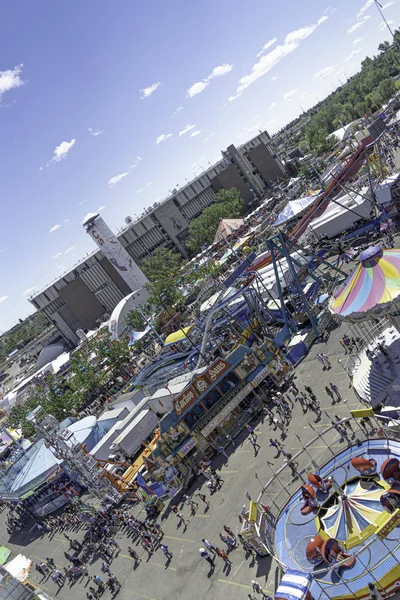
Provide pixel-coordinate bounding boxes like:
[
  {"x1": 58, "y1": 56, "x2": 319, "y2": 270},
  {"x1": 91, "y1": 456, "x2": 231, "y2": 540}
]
[
  {"x1": 128, "y1": 546, "x2": 141, "y2": 562},
  {"x1": 202, "y1": 538, "x2": 217, "y2": 554},
  {"x1": 226, "y1": 433, "x2": 236, "y2": 447},
  {"x1": 160, "y1": 544, "x2": 173, "y2": 559},
  {"x1": 249, "y1": 436, "x2": 261, "y2": 455},
  {"x1": 196, "y1": 493, "x2": 210, "y2": 508},
  {"x1": 184, "y1": 494, "x2": 199, "y2": 513},
  {"x1": 330, "y1": 382, "x2": 342, "y2": 402},
  {"x1": 46, "y1": 557, "x2": 55, "y2": 569},
  {"x1": 51, "y1": 569, "x2": 64, "y2": 586},
  {"x1": 219, "y1": 445, "x2": 229, "y2": 459},
  {"x1": 245, "y1": 424, "x2": 257, "y2": 441},
  {"x1": 199, "y1": 548, "x2": 215, "y2": 566},
  {"x1": 175, "y1": 510, "x2": 189, "y2": 527},
  {"x1": 269, "y1": 438, "x2": 283, "y2": 458}
]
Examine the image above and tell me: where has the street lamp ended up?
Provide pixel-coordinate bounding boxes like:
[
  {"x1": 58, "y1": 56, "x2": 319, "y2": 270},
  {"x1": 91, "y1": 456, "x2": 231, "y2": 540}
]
[{"x1": 374, "y1": 0, "x2": 400, "y2": 51}]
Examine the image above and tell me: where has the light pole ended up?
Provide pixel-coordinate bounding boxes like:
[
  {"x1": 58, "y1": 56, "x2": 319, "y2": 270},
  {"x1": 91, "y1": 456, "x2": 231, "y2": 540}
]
[{"x1": 374, "y1": 0, "x2": 400, "y2": 51}]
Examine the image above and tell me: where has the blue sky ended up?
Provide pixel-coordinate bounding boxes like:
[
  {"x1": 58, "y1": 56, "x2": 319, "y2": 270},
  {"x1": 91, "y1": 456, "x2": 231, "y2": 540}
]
[{"x1": 0, "y1": 0, "x2": 399, "y2": 332}]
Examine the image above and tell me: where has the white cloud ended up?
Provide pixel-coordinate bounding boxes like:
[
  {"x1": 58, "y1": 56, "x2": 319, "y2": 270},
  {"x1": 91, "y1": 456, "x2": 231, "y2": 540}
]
[
  {"x1": 0, "y1": 64, "x2": 24, "y2": 101},
  {"x1": 0, "y1": 296, "x2": 8, "y2": 304},
  {"x1": 171, "y1": 106, "x2": 183, "y2": 118},
  {"x1": 271, "y1": 76, "x2": 278, "y2": 81},
  {"x1": 347, "y1": 15, "x2": 370, "y2": 34},
  {"x1": 155, "y1": 133, "x2": 173, "y2": 145},
  {"x1": 269, "y1": 102, "x2": 277, "y2": 110},
  {"x1": 203, "y1": 132, "x2": 215, "y2": 142},
  {"x1": 187, "y1": 63, "x2": 233, "y2": 98},
  {"x1": 49, "y1": 224, "x2": 61, "y2": 233},
  {"x1": 129, "y1": 156, "x2": 142, "y2": 169},
  {"x1": 64, "y1": 218, "x2": 69, "y2": 223},
  {"x1": 108, "y1": 157, "x2": 142, "y2": 188},
  {"x1": 283, "y1": 89, "x2": 298, "y2": 102},
  {"x1": 357, "y1": 0, "x2": 374, "y2": 18},
  {"x1": 179, "y1": 124, "x2": 196, "y2": 136},
  {"x1": 382, "y1": 1, "x2": 395, "y2": 8},
  {"x1": 23, "y1": 287, "x2": 35, "y2": 297},
  {"x1": 88, "y1": 127, "x2": 103, "y2": 137},
  {"x1": 345, "y1": 48, "x2": 363, "y2": 62},
  {"x1": 229, "y1": 15, "x2": 328, "y2": 100},
  {"x1": 140, "y1": 81, "x2": 161, "y2": 98},
  {"x1": 353, "y1": 36, "x2": 364, "y2": 46},
  {"x1": 190, "y1": 130, "x2": 201, "y2": 137},
  {"x1": 313, "y1": 65, "x2": 337, "y2": 80},
  {"x1": 379, "y1": 19, "x2": 394, "y2": 29},
  {"x1": 209, "y1": 63, "x2": 233, "y2": 78},
  {"x1": 136, "y1": 182, "x2": 152, "y2": 194},
  {"x1": 53, "y1": 252, "x2": 62, "y2": 259},
  {"x1": 64, "y1": 246, "x2": 75, "y2": 254},
  {"x1": 49, "y1": 139, "x2": 76, "y2": 164},
  {"x1": 97, "y1": 205, "x2": 106, "y2": 213},
  {"x1": 108, "y1": 172, "x2": 128, "y2": 187},
  {"x1": 257, "y1": 38, "x2": 278, "y2": 57},
  {"x1": 187, "y1": 80, "x2": 209, "y2": 98}
]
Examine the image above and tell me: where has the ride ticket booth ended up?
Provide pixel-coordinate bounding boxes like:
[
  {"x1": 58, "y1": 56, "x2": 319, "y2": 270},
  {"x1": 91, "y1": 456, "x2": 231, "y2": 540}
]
[{"x1": 240, "y1": 500, "x2": 272, "y2": 557}]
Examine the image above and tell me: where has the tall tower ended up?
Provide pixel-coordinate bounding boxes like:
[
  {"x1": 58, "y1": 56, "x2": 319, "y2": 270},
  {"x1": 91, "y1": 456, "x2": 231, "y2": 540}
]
[{"x1": 83, "y1": 213, "x2": 148, "y2": 292}]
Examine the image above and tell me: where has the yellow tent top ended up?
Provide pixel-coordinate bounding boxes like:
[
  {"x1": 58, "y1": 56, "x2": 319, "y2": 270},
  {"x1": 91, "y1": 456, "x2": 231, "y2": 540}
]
[{"x1": 164, "y1": 325, "x2": 194, "y2": 346}]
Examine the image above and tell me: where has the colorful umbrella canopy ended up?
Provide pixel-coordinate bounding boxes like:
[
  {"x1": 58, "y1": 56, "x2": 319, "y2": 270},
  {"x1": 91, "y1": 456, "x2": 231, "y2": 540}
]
[
  {"x1": 330, "y1": 246, "x2": 400, "y2": 317},
  {"x1": 320, "y1": 480, "x2": 383, "y2": 543}
]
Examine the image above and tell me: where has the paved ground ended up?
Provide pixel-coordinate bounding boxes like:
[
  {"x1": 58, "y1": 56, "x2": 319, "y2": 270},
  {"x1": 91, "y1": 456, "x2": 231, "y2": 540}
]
[{"x1": 0, "y1": 316, "x2": 370, "y2": 600}]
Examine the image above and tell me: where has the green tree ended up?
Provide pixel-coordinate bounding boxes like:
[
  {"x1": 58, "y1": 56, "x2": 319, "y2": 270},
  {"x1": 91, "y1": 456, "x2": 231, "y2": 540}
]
[
  {"x1": 124, "y1": 308, "x2": 147, "y2": 332},
  {"x1": 92, "y1": 332, "x2": 131, "y2": 372},
  {"x1": 141, "y1": 248, "x2": 182, "y2": 282},
  {"x1": 377, "y1": 78, "x2": 396, "y2": 103},
  {"x1": 187, "y1": 188, "x2": 244, "y2": 252}
]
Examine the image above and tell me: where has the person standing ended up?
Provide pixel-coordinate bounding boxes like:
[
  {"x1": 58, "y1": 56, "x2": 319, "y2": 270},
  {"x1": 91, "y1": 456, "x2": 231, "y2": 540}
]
[
  {"x1": 325, "y1": 385, "x2": 335, "y2": 403},
  {"x1": 269, "y1": 438, "x2": 283, "y2": 457},
  {"x1": 367, "y1": 582, "x2": 384, "y2": 600},
  {"x1": 317, "y1": 353, "x2": 331, "y2": 370},
  {"x1": 226, "y1": 433, "x2": 236, "y2": 447},
  {"x1": 216, "y1": 547, "x2": 232, "y2": 565},
  {"x1": 330, "y1": 382, "x2": 342, "y2": 402},
  {"x1": 199, "y1": 548, "x2": 215, "y2": 566}
]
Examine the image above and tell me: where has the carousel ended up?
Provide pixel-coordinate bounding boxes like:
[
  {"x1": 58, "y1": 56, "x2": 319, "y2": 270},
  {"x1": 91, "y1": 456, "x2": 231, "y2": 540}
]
[{"x1": 270, "y1": 436, "x2": 400, "y2": 600}]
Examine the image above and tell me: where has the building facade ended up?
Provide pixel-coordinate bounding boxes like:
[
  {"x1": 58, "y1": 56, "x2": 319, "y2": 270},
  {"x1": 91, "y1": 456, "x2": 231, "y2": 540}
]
[{"x1": 30, "y1": 132, "x2": 285, "y2": 347}]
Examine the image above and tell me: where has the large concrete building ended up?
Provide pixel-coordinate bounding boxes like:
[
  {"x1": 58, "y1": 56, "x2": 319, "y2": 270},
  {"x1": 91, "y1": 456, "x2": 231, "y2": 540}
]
[{"x1": 30, "y1": 131, "x2": 285, "y2": 347}]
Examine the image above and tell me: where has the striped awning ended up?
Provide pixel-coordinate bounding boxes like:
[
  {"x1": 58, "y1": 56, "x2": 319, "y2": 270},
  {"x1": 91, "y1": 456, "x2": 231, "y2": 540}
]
[{"x1": 275, "y1": 570, "x2": 312, "y2": 600}]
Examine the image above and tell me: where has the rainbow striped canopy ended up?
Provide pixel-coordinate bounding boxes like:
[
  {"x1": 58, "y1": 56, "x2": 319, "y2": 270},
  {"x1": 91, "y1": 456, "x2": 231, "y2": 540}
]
[{"x1": 330, "y1": 246, "x2": 400, "y2": 317}]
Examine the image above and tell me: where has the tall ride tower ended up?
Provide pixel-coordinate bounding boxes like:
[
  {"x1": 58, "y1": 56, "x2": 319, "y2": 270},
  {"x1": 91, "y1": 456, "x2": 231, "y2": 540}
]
[{"x1": 83, "y1": 213, "x2": 148, "y2": 292}]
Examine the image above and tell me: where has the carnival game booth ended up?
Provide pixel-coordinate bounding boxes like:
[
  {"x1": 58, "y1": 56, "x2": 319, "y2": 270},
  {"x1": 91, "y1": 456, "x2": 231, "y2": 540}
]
[
  {"x1": 0, "y1": 416, "x2": 105, "y2": 516},
  {"x1": 156, "y1": 343, "x2": 291, "y2": 472}
]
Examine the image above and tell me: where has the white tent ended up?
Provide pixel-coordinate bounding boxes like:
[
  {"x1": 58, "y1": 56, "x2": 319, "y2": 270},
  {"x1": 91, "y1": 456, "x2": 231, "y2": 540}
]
[{"x1": 273, "y1": 192, "x2": 320, "y2": 227}]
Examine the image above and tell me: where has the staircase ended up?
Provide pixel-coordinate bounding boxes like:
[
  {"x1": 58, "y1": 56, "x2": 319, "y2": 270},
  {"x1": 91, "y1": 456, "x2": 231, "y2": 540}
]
[{"x1": 352, "y1": 326, "x2": 400, "y2": 405}]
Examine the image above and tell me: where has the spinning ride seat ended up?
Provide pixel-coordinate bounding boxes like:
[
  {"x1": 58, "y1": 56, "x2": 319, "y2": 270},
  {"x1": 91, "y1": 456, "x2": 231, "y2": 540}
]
[
  {"x1": 380, "y1": 489, "x2": 400, "y2": 513},
  {"x1": 308, "y1": 472, "x2": 331, "y2": 493},
  {"x1": 351, "y1": 456, "x2": 377, "y2": 476},
  {"x1": 381, "y1": 458, "x2": 400, "y2": 485},
  {"x1": 301, "y1": 484, "x2": 318, "y2": 515},
  {"x1": 306, "y1": 535, "x2": 324, "y2": 565},
  {"x1": 320, "y1": 538, "x2": 356, "y2": 571}
]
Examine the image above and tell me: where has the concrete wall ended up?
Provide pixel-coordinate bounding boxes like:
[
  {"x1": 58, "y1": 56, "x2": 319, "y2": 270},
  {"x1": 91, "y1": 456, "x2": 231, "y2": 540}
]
[{"x1": 59, "y1": 279, "x2": 105, "y2": 330}]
